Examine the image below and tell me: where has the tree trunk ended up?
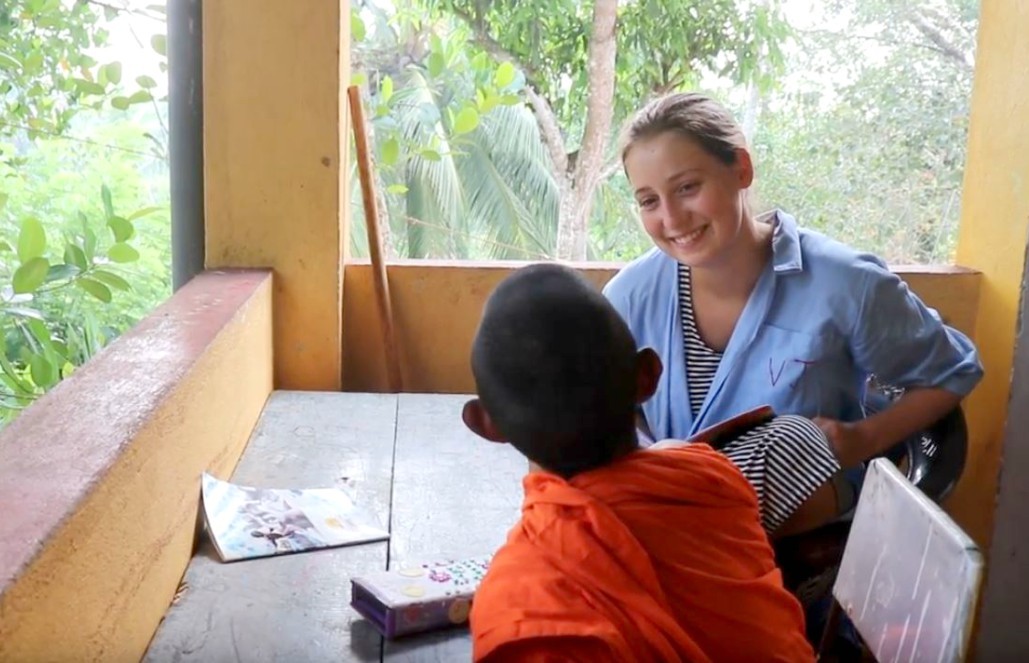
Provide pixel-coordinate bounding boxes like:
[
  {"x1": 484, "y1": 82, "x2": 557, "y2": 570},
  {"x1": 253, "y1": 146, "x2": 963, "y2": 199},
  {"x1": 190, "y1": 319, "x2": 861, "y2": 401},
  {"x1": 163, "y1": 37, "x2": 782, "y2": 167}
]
[
  {"x1": 454, "y1": 0, "x2": 619, "y2": 261},
  {"x1": 554, "y1": 0, "x2": 618, "y2": 261}
]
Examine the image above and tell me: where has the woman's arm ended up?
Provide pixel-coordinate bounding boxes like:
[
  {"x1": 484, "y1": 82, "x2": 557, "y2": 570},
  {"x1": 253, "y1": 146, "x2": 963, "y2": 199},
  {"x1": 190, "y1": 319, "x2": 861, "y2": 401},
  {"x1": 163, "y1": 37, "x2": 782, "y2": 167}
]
[
  {"x1": 818, "y1": 260, "x2": 982, "y2": 466},
  {"x1": 815, "y1": 388, "x2": 961, "y2": 468}
]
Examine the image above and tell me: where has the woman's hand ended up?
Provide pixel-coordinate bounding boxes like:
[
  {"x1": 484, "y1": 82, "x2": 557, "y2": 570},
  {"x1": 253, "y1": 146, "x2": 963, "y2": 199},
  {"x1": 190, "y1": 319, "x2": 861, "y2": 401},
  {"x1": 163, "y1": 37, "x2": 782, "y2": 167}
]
[
  {"x1": 811, "y1": 417, "x2": 870, "y2": 468},
  {"x1": 814, "y1": 387, "x2": 963, "y2": 468}
]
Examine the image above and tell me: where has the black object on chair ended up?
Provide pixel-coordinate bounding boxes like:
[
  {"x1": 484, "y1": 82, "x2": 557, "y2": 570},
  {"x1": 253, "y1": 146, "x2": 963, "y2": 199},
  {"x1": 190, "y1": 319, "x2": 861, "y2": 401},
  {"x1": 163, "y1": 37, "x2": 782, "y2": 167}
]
[{"x1": 862, "y1": 376, "x2": 968, "y2": 504}]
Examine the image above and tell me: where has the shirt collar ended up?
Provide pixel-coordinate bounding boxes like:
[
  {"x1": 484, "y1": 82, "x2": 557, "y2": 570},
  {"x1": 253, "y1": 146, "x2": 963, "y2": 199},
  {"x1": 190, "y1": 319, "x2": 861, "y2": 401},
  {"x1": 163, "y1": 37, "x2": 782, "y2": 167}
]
[{"x1": 765, "y1": 209, "x2": 803, "y2": 274}]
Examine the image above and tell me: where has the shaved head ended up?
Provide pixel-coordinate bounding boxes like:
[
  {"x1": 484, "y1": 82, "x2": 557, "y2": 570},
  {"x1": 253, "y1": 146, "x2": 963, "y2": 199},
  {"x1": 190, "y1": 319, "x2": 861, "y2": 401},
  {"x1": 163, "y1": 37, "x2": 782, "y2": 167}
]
[{"x1": 469, "y1": 264, "x2": 644, "y2": 477}]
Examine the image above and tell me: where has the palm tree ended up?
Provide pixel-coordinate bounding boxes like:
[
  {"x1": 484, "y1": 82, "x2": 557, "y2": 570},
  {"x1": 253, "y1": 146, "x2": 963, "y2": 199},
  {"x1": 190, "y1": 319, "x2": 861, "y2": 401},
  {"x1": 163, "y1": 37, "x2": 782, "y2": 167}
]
[
  {"x1": 348, "y1": 2, "x2": 655, "y2": 263},
  {"x1": 350, "y1": 53, "x2": 559, "y2": 261}
]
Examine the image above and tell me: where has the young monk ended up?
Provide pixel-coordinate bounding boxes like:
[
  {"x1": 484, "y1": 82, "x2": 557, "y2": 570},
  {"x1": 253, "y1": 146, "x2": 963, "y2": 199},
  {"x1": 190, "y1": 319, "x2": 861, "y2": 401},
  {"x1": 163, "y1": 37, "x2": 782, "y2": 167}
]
[{"x1": 463, "y1": 263, "x2": 816, "y2": 662}]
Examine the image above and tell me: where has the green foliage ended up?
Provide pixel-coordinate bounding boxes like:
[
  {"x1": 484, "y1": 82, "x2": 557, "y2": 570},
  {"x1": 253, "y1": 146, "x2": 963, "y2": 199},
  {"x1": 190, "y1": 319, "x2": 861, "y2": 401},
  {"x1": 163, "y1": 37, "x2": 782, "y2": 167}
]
[
  {"x1": 351, "y1": 0, "x2": 789, "y2": 260},
  {"x1": 752, "y1": 0, "x2": 976, "y2": 263},
  {"x1": 0, "y1": 0, "x2": 165, "y2": 150},
  {"x1": 351, "y1": 6, "x2": 554, "y2": 259},
  {"x1": 2, "y1": 116, "x2": 170, "y2": 316},
  {"x1": 0, "y1": 179, "x2": 160, "y2": 419},
  {"x1": 351, "y1": 0, "x2": 975, "y2": 265},
  {"x1": 0, "y1": 0, "x2": 171, "y2": 426},
  {"x1": 427, "y1": 0, "x2": 789, "y2": 130},
  {"x1": 0, "y1": 0, "x2": 107, "y2": 140},
  {"x1": 588, "y1": 175, "x2": 651, "y2": 262}
]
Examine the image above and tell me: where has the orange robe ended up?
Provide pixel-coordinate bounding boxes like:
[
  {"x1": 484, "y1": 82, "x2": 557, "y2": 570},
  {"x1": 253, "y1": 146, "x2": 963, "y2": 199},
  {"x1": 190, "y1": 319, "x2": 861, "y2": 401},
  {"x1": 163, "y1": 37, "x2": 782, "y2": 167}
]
[{"x1": 470, "y1": 444, "x2": 815, "y2": 662}]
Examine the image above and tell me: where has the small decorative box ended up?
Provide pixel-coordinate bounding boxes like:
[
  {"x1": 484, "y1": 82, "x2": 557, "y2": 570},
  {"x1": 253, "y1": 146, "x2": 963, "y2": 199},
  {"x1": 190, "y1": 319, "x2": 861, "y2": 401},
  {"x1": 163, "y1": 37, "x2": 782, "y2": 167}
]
[{"x1": 350, "y1": 555, "x2": 492, "y2": 639}]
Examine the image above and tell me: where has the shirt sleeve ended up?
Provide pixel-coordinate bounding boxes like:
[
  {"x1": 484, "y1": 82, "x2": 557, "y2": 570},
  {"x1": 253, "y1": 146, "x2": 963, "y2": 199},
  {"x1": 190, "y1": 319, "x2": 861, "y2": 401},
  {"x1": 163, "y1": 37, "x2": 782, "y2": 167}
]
[
  {"x1": 479, "y1": 636, "x2": 621, "y2": 663},
  {"x1": 850, "y1": 259, "x2": 983, "y2": 396}
]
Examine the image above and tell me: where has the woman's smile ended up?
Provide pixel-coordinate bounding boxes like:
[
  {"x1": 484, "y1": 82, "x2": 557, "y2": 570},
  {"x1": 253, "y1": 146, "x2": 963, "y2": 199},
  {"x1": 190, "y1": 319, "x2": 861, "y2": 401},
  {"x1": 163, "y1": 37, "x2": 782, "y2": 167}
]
[{"x1": 667, "y1": 225, "x2": 709, "y2": 250}]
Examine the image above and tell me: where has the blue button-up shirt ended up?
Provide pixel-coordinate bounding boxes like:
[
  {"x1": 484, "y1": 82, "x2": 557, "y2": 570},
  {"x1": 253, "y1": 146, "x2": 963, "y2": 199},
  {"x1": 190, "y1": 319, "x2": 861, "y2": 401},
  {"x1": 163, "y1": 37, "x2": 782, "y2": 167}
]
[{"x1": 603, "y1": 211, "x2": 984, "y2": 441}]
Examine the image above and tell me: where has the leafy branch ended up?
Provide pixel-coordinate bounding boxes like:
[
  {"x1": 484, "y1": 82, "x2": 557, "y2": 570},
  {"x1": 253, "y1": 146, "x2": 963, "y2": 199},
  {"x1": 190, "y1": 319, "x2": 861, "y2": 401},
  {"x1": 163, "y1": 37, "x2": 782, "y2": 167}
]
[{"x1": 0, "y1": 185, "x2": 149, "y2": 416}]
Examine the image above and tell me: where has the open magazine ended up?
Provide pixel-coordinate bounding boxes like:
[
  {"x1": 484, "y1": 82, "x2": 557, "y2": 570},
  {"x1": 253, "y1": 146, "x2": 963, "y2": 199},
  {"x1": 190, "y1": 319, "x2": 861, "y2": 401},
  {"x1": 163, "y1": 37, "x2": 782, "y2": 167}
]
[{"x1": 201, "y1": 473, "x2": 390, "y2": 562}]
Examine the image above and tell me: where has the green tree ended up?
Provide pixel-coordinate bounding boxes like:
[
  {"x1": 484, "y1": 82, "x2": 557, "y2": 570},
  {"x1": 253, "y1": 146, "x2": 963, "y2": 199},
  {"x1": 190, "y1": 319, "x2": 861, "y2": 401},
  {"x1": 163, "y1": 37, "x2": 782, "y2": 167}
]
[
  {"x1": 752, "y1": 0, "x2": 975, "y2": 263},
  {"x1": 0, "y1": 0, "x2": 164, "y2": 150},
  {"x1": 0, "y1": 0, "x2": 108, "y2": 143},
  {"x1": 0, "y1": 183, "x2": 155, "y2": 421},
  {"x1": 439, "y1": 0, "x2": 790, "y2": 259},
  {"x1": 351, "y1": 9, "x2": 556, "y2": 260},
  {"x1": 354, "y1": 0, "x2": 790, "y2": 260},
  {"x1": 0, "y1": 0, "x2": 170, "y2": 423}
]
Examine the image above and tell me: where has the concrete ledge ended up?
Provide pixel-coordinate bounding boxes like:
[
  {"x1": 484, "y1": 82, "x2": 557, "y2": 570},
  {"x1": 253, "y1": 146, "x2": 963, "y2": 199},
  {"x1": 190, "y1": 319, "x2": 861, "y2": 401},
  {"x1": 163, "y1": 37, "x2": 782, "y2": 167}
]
[{"x1": 0, "y1": 270, "x2": 274, "y2": 662}]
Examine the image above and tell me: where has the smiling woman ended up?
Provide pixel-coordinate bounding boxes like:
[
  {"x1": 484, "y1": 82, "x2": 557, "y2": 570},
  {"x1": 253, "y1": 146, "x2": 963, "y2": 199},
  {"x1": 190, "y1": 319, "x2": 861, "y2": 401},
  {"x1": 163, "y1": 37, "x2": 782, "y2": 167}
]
[{"x1": 603, "y1": 91, "x2": 983, "y2": 515}]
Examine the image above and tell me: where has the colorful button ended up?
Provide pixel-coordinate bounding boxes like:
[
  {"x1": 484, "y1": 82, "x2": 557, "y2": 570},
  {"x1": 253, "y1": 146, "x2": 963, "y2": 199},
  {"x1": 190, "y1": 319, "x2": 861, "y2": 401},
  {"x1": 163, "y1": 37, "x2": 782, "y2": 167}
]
[
  {"x1": 448, "y1": 598, "x2": 471, "y2": 624},
  {"x1": 402, "y1": 585, "x2": 426, "y2": 598}
]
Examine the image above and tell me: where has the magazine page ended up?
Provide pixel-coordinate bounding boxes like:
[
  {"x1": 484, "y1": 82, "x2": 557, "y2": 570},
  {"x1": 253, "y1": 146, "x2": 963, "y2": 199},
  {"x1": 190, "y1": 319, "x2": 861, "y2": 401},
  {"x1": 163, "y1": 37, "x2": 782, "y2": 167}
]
[{"x1": 201, "y1": 473, "x2": 390, "y2": 562}]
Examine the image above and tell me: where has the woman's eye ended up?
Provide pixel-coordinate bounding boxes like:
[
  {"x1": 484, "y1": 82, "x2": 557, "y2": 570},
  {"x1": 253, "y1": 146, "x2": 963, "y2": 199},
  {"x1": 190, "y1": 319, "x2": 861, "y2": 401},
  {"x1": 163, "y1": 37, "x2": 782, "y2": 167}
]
[
  {"x1": 678, "y1": 182, "x2": 699, "y2": 195},
  {"x1": 637, "y1": 197, "x2": 658, "y2": 210}
]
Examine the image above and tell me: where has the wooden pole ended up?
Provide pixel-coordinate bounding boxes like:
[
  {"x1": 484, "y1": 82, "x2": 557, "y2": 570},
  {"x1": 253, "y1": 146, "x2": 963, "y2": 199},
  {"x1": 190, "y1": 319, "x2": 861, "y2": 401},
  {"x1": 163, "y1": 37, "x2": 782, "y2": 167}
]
[{"x1": 347, "y1": 85, "x2": 403, "y2": 392}]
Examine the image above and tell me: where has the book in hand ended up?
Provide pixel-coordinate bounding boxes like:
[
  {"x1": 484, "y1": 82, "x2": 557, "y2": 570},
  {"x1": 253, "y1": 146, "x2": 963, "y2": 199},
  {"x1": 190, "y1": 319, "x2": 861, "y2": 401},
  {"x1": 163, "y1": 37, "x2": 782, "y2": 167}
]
[
  {"x1": 687, "y1": 405, "x2": 776, "y2": 450},
  {"x1": 201, "y1": 472, "x2": 390, "y2": 562},
  {"x1": 351, "y1": 555, "x2": 492, "y2": 639}
]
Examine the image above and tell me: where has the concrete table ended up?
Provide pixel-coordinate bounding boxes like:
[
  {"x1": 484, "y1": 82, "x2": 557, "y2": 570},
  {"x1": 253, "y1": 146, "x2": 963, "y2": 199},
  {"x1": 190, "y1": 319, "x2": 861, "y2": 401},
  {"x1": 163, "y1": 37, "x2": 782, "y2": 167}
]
[{"x1": 144, "y1": 391, "x2": 525, "y2": 662}]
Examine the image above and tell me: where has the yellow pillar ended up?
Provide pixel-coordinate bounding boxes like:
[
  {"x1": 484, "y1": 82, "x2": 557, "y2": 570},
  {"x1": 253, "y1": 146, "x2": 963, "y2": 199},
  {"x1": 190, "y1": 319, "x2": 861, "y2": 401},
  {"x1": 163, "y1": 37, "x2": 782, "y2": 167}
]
[
  {"x1": 203, "y1": 0, "x2": 350, "y2": 390},
  {"x1": 950, "y1": 0, "x2": 1029, "y2": 547}
]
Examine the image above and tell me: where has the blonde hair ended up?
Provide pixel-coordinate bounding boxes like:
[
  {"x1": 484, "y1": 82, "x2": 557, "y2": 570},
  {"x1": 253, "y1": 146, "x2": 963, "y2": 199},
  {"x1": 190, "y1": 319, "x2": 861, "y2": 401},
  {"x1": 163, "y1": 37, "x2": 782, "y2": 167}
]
[{"x1": 619, "y1": 92, "x2": 747, "y2": 166}]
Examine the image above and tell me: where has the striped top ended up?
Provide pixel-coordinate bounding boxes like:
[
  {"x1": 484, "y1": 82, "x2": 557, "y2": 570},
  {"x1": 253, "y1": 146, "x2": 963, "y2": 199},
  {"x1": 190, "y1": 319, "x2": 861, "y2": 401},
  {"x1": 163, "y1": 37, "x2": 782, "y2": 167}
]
[
  {"x1": 678, "y1": 262, "x2": 841, "y2": 532},
  {"x1": 678, "y1": 264, "x2": 722, "y2": 416}
]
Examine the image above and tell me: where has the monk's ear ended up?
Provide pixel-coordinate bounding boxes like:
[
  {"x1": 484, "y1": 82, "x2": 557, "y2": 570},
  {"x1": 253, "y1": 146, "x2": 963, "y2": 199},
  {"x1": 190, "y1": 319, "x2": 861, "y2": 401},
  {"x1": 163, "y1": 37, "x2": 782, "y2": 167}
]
[
  {"x1": 462, "y1": 399, "x2": 507, "y2": 444},
  {"x1": 635, "y1": 348, "x2": 662, "y2": 404}
]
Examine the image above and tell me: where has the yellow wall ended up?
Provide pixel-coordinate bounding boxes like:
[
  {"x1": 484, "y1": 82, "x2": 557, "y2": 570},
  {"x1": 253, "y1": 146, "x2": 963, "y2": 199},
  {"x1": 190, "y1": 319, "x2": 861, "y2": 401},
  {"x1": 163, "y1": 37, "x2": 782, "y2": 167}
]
[
  {"x1": 203, "y1": 0, "x2": 349, "y2": 390},
  {"x1": 342, "y1": 260, "x2": 982, "y2": 393},
  {"x1": 0, "y1": 272, "x2": 273, "y2": 662},
  {"x1": 950, "y1": 0, "x2": 1029, "y2": 547}
]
